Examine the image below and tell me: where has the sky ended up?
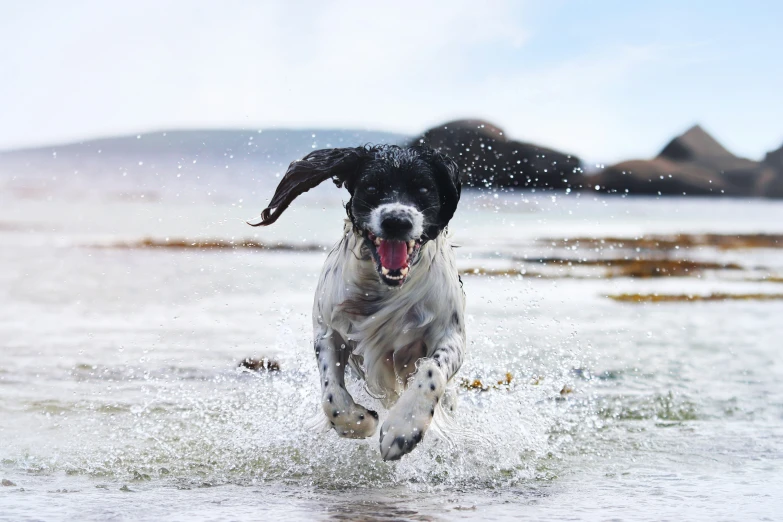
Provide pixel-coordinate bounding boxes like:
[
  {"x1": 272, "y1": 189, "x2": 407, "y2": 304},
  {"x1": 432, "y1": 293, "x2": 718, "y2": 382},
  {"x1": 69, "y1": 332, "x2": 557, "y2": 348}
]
[{"x1": 1, "y1": 0, "x2": 782, "y2": 163}]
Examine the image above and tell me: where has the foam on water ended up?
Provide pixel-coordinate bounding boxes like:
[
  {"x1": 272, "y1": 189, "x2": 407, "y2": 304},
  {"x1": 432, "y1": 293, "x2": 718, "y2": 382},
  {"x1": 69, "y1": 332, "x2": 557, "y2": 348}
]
[{"x1": 4, "y1": 331, "x2": 592, "y2": 493}]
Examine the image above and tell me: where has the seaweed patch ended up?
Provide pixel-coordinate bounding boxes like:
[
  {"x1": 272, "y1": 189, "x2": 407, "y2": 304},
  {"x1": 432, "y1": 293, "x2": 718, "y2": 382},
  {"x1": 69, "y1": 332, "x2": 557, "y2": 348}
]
[
  {"x1": 461, "y1": 258, "x2": 743, "y2": 280},
  {"x1": 238, "y1": 357, "x2": 281, "y2": 372},
  {"x1": 540, "y1": 233, "x2": 783, "y2": 251},
  {"x1": 459, "y1": 372, "x2": 513, "y2": 391},
  {"x1": 607, "y1": 293, "x2": 783, "y2": 303},
  {"x1": 89, "y1": 238, "x2": 326, "y2": 252}
]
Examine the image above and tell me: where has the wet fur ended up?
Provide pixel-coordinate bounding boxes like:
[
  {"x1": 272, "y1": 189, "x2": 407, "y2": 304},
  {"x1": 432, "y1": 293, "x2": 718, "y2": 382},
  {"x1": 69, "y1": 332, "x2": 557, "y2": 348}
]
[
  {"x1": 314, "y1": 222, "x2": 465, "y2": 459},
  {"x1": 251, "y1": 145, "x2": 465, "y2": 460},
  {"x1": 316, "y1": 221, "x2": 465, "y2": 402}
]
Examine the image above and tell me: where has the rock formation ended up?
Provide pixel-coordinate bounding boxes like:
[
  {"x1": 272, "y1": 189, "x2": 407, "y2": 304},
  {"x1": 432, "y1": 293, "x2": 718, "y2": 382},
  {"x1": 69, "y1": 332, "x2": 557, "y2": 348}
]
[
  {"x1": 411, "y1": 119, "x2": 584, "y2": 189},
  {"x1": 591, "y1": 125, "x2": 782, "y2": 197}
]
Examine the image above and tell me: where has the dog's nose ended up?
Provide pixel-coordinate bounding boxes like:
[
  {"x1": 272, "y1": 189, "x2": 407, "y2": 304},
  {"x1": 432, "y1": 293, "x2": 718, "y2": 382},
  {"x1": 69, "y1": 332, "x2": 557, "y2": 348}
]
[{"x1": 381, "y1": 215, "x2": 413, "y2": 238}]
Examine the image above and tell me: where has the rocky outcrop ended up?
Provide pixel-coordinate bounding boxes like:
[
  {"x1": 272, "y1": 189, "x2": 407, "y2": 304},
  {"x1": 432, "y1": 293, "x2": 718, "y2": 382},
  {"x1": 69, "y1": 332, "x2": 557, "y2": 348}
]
[
  {"x1": 411, "y1": 119, "x2": 584, "y2": 189},
  {"x1": 591, "y1": 125, "x2": 782, "y2": 197},
  {"x1": 759, "y1": 144, "x2": 783, "y2": 198}
]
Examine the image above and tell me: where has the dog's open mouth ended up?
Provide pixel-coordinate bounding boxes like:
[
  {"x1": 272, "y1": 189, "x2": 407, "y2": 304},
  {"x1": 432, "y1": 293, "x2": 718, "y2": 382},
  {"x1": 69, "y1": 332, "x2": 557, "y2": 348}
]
[{"x1": 365, "y1": 231, "x2": 423, "y2": 287}]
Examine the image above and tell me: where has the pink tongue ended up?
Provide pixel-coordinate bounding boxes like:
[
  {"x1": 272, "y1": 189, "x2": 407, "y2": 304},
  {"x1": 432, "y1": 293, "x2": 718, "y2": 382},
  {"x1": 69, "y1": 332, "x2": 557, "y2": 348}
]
[{"x1": 377, "y1": 240, "x2": 408, "y2": 270}]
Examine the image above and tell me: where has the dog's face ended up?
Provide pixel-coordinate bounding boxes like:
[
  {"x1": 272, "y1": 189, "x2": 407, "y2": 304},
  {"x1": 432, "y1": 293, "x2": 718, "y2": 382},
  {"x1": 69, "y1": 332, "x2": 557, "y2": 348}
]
[
  {"x1": 349, "y1": 149, "x2": 446, "y2": 287},
  {"x1": 251, "y1": 145, "x2": 461, "y2": 287}
]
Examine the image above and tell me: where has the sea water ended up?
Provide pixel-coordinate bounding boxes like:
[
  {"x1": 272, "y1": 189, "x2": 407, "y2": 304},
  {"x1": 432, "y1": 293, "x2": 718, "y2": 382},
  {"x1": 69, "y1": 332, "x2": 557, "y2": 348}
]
[{"x1": 1, "y1": 186, "x2": 782, "y2": 521}]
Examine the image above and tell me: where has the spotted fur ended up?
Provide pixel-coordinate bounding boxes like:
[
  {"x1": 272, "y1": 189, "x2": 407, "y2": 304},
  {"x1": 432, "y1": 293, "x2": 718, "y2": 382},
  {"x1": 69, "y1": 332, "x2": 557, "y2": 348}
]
[
  {"x1": 251, "y1": 144, "x2": 464, "y2": 460},
  {"x1": 315, "y1": 222, "x2": 465, "y2": 459}
]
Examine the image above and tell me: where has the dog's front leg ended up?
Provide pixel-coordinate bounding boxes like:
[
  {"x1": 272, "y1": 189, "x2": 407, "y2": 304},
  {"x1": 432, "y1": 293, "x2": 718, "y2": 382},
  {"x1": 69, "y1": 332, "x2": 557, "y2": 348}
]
[
  {"x1": 379, "y1": 333, "x2": 464, "y2": 461},
  {"x1": 315, "y1": 333, "x2": 379, "y2": 439}
]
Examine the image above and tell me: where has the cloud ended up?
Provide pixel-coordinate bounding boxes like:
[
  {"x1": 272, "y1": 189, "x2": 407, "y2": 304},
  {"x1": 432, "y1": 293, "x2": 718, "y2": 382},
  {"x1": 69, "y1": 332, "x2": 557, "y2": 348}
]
[
  {"x1": 0, "y1": 1, "x2": 532, "y2": 148},
  {"x1": 1, "y1": 1, "x2": 781, "y2": 162}
]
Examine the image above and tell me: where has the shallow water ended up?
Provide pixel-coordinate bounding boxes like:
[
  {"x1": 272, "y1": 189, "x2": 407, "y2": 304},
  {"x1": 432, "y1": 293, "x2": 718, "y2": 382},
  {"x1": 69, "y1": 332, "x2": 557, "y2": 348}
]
[{"x1": 1, "y1": 187, "x2": 782, "y2": 520}]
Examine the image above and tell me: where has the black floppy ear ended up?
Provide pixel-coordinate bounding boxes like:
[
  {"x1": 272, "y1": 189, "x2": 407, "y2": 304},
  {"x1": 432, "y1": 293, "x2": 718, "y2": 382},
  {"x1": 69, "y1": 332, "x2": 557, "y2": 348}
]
[
  {"x1": 425, "y1": 148, "x2": 461, "y2": 229},
  {"x1": 249, "y1": 147, "x2": 370, "y2": 226}
]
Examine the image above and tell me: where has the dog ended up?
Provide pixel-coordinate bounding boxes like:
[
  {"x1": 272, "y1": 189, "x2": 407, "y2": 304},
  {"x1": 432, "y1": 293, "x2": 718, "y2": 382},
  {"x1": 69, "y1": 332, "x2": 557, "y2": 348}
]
[{"x1": 250, "y1": 145, "x2": 465, "y2": 460}]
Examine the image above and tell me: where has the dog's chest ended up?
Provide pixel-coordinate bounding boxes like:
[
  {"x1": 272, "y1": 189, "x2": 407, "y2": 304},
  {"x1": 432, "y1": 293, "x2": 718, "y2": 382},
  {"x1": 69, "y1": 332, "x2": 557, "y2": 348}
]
[
  {"x1": 341, "y1": 289, "x2": 432, "y2": 350},
  {"x1": 340, "y1": 290, "x2": 434, "y2": 398}
]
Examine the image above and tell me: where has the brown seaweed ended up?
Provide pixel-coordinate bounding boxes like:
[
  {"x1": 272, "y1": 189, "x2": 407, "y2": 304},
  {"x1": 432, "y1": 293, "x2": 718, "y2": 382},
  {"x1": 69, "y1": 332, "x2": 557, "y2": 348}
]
[
  {"x1": 238, "y1": 357, "x2": 281, "y2": 372},
  {"x1": 607, "y1": 293, "x2": 783, "y2": 303},
  {"x1": 463, "y1": 257, "x2": 742, "y2": 279},
  {"x1": 459, "y1": 372, "x2": 513, "y2": 391},
  {"x1": 541, "y1": 233, "x2": 783, "y2": 251},
  {"x1": 459, "y1": 267, "x2": 551, "y2": 278},
  {"x1": 91, "y1": 238, "x2": 325, "y2": 252}
]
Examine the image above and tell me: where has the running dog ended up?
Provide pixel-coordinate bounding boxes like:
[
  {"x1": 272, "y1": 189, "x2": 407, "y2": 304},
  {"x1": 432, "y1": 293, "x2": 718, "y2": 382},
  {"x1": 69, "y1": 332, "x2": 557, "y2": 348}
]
[{"x1": 250, "y1": 145, "x2": 465, "y2": 460}]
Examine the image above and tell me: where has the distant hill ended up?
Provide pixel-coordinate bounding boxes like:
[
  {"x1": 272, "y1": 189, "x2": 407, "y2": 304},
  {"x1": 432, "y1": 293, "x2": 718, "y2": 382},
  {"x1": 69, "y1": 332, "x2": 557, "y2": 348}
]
[
  {"x1": 0, "y1": 128, "x2": 407, "y2": 201},
  {"x1": 0, "y1": 128, "x2": 407, "y2": 172},
  {"x1": 3, "y1": 123, "x2": 781, "y2": 199},
  {"x1": 590, "y1": 125, "x2": 783, "y2": 198}
]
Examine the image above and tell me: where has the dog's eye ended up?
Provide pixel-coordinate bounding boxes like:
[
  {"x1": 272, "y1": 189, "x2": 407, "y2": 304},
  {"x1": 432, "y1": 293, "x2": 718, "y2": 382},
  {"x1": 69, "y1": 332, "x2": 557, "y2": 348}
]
[
  {"x1": 419, "y1": 187, "x2": 429, "y2": 194},
  {"x1": 366, "y1": 186, "x2": 378, "y2": 194}
]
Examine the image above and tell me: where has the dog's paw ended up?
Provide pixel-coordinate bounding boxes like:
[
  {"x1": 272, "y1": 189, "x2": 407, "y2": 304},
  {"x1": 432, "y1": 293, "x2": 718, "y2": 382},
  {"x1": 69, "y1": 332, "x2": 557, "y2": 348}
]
[
  {"x1": 379, "y1": 415, "x2": 426, "y2": 461},
  {"x1": 379, "y1": 365, "x2": 444, "y2": 460},
  {"x1": 323, "y1": 389, "x2": 378, "y2": 439}
]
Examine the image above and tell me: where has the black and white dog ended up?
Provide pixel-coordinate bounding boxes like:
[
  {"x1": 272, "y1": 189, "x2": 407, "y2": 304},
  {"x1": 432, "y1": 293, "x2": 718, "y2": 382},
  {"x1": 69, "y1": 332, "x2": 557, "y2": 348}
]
[{"x1": 251, "y1": 145, "x2": 465, "y2": 460}]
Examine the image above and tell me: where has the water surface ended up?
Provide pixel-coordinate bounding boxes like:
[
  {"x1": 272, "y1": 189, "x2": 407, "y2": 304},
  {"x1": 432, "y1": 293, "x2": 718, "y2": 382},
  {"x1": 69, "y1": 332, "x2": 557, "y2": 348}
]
[{"x1": 1, "y1": 188, "x2": 782, "y2": 520}]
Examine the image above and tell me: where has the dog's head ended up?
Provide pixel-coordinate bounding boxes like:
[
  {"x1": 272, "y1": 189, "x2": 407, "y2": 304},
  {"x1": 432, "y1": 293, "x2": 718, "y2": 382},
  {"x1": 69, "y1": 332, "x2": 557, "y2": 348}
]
[{"x1": 251, "y1": 145, "x2": 460, "y2": 287}]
